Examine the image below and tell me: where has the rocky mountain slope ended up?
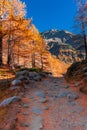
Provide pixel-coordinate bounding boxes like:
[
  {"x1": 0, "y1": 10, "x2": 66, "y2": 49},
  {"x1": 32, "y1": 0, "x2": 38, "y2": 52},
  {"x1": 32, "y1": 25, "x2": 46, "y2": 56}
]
[{"x1": 41, "y1": 29, "x2": 85, "y2": 63}]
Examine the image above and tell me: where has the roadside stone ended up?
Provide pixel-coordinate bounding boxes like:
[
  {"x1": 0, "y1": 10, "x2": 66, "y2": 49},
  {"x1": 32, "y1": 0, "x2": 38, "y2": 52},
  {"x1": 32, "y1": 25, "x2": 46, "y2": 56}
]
[
  {"x1": 43, "y1": 106, "x2": 49, "y2": 110},
  {"x1": 18, "y1": 105, "x2": 22, "y2": 108},
  {"x1": 39, "y1": 98, "x2": 47, "y2": 103},
  {"x1": 58, "y1": 92, "x2": 71, "y2": 98},
  {"x1": 30, "y1": 116, "x2": 43, "y2": 130},
  {"x1": 23, "y1": 112, "x2": 28, "y2": 115},
  {"x1": 17, "y1": 75, "x2": 24, "y2": 80},
  {"x1": 23, "y1": 104, "x2": 29, "y2": 108},
  {"x1": 24, "y1": 84, "x2": 29, "y2": 89},
  {"x1": 35, "y1": 91, "x2": 46, "y2": 98},
  {"x1": 83, "y1": 67, "x2": 87, "y2": 72},
  {"x1": 75, "y1": 82, "x2": 79, "y2": 87},
  {"x1": 0, "y1": 96, "x2": 21, "y2": 107},
  {"x1": 84, "y1": 72, "x2": 87, "y2": 76},
  {"x1": 32, "y1": 107, "x2": 43, "y2": 114},
  {"x1": 67, "y1": 93, "x2": 79, "y2": 102},
  {"x1": 29, "y1": 96, "x2": 34, "y2": 99},
  {"x1": 11, "y1": 79, "x2": 22, "y2": 86},
  {"x1": 17, "y1": 109, "x2": 21, "y2": 113},
  {"x1": 33, "y1": 75, "x2": 41, "y2": 81},
  {"x1": 20, "y1": 92, "x2": 24, "y2": 97},
  {"x1": 68, "y1": 101, "x2": 76, "y2": 106},
  {"x1": 21, "y1": 123, "x2": 29, "y2": 127},
  {"x1": 64, "y1": 85, "x2": 70, "y2": 89},
  {"x1": 16, "y1": 70, "x2": 27, "y2": 77},
  {"x1": 10, "y1": 86, "x2": 20, "y2": 90}
]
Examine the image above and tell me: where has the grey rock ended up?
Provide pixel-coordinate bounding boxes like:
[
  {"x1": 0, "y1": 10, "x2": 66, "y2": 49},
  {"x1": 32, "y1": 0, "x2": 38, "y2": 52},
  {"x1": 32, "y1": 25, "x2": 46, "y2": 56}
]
[
  {"x1": 29, "y1": 72, "x2": 37, "y2": 78},
  {"x1": 17, "y1": 75, "x2": 24, "y2": 80},
  {"x1": 67, "y1": 93, "x2": 79, "y2": 102},
  {"x1": 0, "y1": 96, "x2": 21, "y2": 107},
  {"x1": 85, "y1": 125, "x2": 87, "y2": 130},
  {"x1": 29, "y1": 96, "x2": 34, "y2": 99},
  {"x1": 17, "y1": 109, "x2": 21, "y2": 113},
  {"x1": 35, "y1": 91, "x2": 46, "y2": 98},
  {"x1": 20, "y1": 92, "x2": 24, "y2": 97},
  {"x1": 64, "y1": 85, "x2": 70, "y2": 89},
  {"x1": 32, "y1": 107, "x2": 43, "y2": 114},
  {"x1": 40, "y1": 98, "x2": 47, "y2": 103},
  {"x1": 58, "y1": 92, "x2": 71, "y2": 98},
  {"x1": 75, "y1": 82, "x2": 80, "y2": 87},
  {"x1": 30, "y1": 116, "x2": 43, "y2": 130},
  {"x1": 84, "y1": 72, "x2": 87, "y2": 76},
  {"x1": 68, "y1": 101, "x2": 76, "y2": 106},
  {"x1": 23, "y1": 104, "x2": 29, "y2": 108},
  {"x1": 23, "y1": 112, "x2": 28, "y2": 115},
  {"x1": 10, "y1": 86, "x2": 20, "y2": 90},
  {"x1": 11, "y1": 79, "x2": 22, "y2": 86},
  {"x1": 18, "y1": 105, "x2": 22, "y2": 108},
  {"x1": 16, "y1": 70, "x2": 27, "y2": 77},
  {"x1": 33, "y1": 75, "x2": 41, "y2": 81},
  {"x1": 21, "y1": 123, "x2": 29, "y2": 127},
  {"x1": 24, "y1": 84, "x2": 29, "y2": 89},
  {"x1": 83, "y1": 67, "x2": 87, "y2": 72},
  {"x1": 43, "y1": 106, "x2": 49, "y2": 110},
  {"x1": 39, "y1": 72, "x2": 47, "y2": 78}
]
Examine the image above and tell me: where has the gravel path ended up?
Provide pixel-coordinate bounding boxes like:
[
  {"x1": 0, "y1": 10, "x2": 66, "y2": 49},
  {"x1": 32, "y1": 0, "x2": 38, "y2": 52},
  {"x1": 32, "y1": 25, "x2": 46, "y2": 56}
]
[{"x1": 11, "y1": 77, "x2": 87, "y2": 130}]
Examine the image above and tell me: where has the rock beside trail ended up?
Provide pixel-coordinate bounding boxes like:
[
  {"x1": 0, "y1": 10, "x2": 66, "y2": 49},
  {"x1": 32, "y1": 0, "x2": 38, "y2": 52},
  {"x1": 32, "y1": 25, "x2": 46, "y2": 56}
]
[
  {"x1": 11, "y1": 79, "x2": 22, "y2": 86},
  {"x1": 83, "y1": 67, "x2": 87, "y2": 72},
  {"x1": 0, "y1": 96, "x2": 21, "y2": 107},
  {"x1": 67, "y1": 93, "x2": 79, "y2": 102},
  {"x1": 35, "y1": 91, "x2": 46, "y2": 98},
  {"x1": 84, "y1": 72, "x2": 87, "y2": 76},
  {"x1": 58, "y1": 91, "x2": 79, "y2": 101},
  {"x1": 11, "y1": 70, "x2": 50, "y2": 89}
]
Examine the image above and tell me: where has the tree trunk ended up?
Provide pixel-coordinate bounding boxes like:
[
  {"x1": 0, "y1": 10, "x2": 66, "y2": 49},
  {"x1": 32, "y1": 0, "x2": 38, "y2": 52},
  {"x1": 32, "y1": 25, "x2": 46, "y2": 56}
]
[
  {"x1": 40, "y1": 53, "x2": 43, "y2": 70},
  {"x1": 82, "y1": 19, "x2": 87, "y2": 61},
  {"x1": 7, "y1": 43, "x2": 11, "y2": 65},
  {"x1": 32, "y1": 53, "x2": 35, "y2": 68},
  {"x1": 0, "y1": 17, "x2": 2, "y2": 65}
]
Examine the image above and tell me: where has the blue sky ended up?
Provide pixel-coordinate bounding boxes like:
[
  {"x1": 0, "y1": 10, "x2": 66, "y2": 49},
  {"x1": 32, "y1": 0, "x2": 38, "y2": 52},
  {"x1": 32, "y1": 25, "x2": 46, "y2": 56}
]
[{"x1": 22, "y1": 0, "x2": 77, "y2": 33}]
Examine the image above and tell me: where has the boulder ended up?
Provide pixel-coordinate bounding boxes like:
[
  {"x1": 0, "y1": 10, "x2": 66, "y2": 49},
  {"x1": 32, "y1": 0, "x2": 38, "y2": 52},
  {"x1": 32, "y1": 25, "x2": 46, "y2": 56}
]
[
  {"x1": 35, "y1": 91, "x2": 46, "y2": 98},
  {"x1": 10, "y1": 86, "x2": 20, "y2": 90},
  {"x1": 83, "y1": 67, "x2": 87, "y2": 72},
  {"x1": 0, "y1": 96, "x2": 21, "y2": 107},
  {"x1": 33, "y1": 75, "x2": 41, "y2": 81},
  {"x1": 84, "y1": 72, "x2": 87, "y2": 76},
  {"x1": 11, "y1": 79, "x2": 22, "y2": 86},
  {"x1": 16, "y1": 70, "x2": 28, "y2": 77},
  {"x1": 29, "y1": 72, "x2": 38, "y2": 78},
  {"x1": 67, "y1": 93, "x2": 79, "y2": 102}
]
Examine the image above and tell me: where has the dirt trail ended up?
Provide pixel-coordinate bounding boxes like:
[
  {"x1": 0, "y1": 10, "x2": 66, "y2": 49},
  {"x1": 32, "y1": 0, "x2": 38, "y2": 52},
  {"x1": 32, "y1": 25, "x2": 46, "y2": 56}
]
[
  {"x1": 0, "y1": 75, "x2": 87, "y2": 130},
  {"x1": 13, "y1": 76, "x2": 87, "y2": 130}
]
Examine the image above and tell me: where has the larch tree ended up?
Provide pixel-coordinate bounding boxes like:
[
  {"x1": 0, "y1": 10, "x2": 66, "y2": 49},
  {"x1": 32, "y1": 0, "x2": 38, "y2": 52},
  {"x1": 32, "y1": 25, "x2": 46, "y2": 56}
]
[
  {"x1": 0, "y1": 0, "x2": 28, "y2": 65},
  {"x1": 76, "y1": 0, "x2": 87, "y2": 60}
]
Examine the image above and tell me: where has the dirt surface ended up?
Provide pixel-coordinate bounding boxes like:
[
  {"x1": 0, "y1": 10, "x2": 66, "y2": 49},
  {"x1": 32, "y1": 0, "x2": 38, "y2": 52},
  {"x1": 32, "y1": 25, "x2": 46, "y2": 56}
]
[{"x1": 0, "y1": 76, "x2": 87, "y2": 130}]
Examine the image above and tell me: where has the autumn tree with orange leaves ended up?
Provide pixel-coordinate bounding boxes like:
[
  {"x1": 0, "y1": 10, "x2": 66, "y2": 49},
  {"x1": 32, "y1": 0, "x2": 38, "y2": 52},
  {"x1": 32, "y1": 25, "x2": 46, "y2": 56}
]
[{"x1": 0, "y1": 0, "x2": 30, "y2": 65}]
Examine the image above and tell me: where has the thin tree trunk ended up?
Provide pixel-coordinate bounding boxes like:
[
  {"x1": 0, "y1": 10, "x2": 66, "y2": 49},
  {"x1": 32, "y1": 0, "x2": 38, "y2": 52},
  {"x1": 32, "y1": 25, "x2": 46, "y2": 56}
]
[
  {"x1": 82, "y1": 19, "x2": 87, "y2": 61},
  {"x1": 0, "y1": 17, "x2": 2, "y2": 65},
  {"x1": 32, "y1": 53, "x2": 35, "y2": 68},
  {"x1": 40, "y1": 53, "x2": 43, "y2": 70},
  {"x1": 7, "y1": 43, "x2": 11, "y2": 65}
]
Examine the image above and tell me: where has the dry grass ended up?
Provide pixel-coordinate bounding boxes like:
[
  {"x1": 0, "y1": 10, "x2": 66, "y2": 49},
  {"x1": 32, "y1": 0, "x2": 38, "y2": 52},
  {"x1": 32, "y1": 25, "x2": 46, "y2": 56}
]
[
  {"x1": 65, "y1": 60, "x2": 87, "y2": 94},
  {"x1": 0, "y1": 66, "x2": 17, "y2": 124},
  {"x1": 0, "y1": 107, "x2": 8, "y2": 124}
]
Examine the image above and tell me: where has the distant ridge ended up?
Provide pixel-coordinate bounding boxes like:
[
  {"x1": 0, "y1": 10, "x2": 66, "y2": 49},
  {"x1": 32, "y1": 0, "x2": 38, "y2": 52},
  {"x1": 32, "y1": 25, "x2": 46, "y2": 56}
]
[{"x1": 41, "y1": 29, "x2": 85, "y2": 63}]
